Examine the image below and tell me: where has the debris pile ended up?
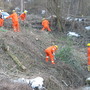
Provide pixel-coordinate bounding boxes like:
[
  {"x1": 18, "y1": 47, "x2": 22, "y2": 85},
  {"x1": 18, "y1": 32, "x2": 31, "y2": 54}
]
[
  {"x1": 67, "y1": 32, "x2": 80, "y2": 37},
  {"x1": 11, "y1": 77, "x2": 45, "y2": 90}
]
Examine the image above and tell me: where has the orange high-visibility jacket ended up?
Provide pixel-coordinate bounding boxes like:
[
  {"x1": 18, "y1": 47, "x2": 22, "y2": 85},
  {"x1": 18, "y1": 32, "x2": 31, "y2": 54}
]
[
  {"x1": 45, "y1": 46, "x2": 57, "y2": 63},
  {"x1": 6, "y1": 12, "x2": 20, "y2": 32},
  {"x1": 6, "y1": 12, "x2": 19, "y2": 23},
  {"x1": 0, "y1": 14, "x2": 4, "y2": 27},
  {"x1": 42, "y1": 19, "x2": 50, "y2": 27},
  {"x1": 45, "y1": 46, "x2": 57, "y2": 54},
  {"x1": 88, "y1": 47, "x2": 90, "y2": 65},
  {"x1": 19, "y1": 13, "x2": 26, "y2": 21}
]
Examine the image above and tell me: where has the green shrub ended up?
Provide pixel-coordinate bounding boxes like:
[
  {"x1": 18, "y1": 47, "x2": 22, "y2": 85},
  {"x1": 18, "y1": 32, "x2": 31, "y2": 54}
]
[
  {"x1": 56, "y1": 46, "x2": 72, "y2": 62},
  {"x1": 56, "y1": 46, "x2": 83, "y2": 71}
]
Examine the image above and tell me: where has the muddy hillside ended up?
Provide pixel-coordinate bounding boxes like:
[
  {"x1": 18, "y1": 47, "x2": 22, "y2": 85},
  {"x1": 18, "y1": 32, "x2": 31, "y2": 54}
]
[{"x1": 0, "y1": 14, "x2": 89, "y2": 90}]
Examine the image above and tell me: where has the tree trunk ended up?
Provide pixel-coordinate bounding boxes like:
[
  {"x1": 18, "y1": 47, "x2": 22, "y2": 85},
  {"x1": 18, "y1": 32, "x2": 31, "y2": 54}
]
[{"x1": 21, "y1": 0, "x2": 24, "y2": 13}]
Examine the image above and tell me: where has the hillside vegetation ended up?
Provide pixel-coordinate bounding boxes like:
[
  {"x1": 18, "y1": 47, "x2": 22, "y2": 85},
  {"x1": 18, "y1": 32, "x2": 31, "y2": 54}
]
[
  {"x1": 0, "y1": 14, "x2": 89, "y2": 90},
  {"x1": 0, "y1": 0, "x2": 90, "y2": 90}
]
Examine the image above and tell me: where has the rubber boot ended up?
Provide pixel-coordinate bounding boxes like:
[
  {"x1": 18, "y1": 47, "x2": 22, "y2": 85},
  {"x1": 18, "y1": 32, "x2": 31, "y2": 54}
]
[
  {"x1": 14, "y1": 30, "x2": 17, "y2": 32},
  {"x1": 51, "y1": 60, "x2": 55, "y2": 64}
]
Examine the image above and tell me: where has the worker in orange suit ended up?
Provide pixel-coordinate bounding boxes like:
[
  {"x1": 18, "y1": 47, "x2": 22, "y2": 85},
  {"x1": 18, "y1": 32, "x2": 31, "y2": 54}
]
[
  {"x1": 42, "y1": 18, "x2": 51, "y2": 31},
  {"x1": 19, "y1": 10, "x2": 27, "y2": 21},
  {"x1": 44, "y1": 45, "x2": 58, "y2": 64},
  {"x1": 6, "y1": 10, "x2": 20, "y2": 32},
  {"x1": 87, "y1": 43, "x2": 90, "y2": 71},
  {"x1": 0, "y1": 11, "x2": 4, "y2": 27}
]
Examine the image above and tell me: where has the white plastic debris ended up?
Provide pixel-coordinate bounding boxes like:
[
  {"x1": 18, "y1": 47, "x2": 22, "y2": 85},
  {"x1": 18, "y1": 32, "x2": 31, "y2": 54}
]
[
  {"x1": 69, "y1": 18, "x2": 73, "y2": 21},
  {"x1": 11, "y1": 77, "x2": 44, "y2": 90},
  {"x1": 13, "y1": 78, "x2": 30, "y2": 84},
  {"x1": 78, "y1": 18, "x2": 82, "y2": 22},
  {"x1": 41, "y1": 10, "x2": 46, "y2": 14},
  {"x1": 66, "y1": 17, "x2": 70, "y2": 20},
  {"x1": 29, "y1": 77, "x2": 44, "y2": 89},
  {"x1": 85, "y1": 26, "x2": 90, "y2": 30},
  {"x1": 52, "y1": 15, "x2": 57, "y2": 18},
  {"x1": 47, "y1": 15, "x2": 57, "y2": 19},
  {"x1": 86, "y1": 77, "x2": 90, "y2": 81},
  {"x1": 36, "y1": 38, "x2": 39, "y2": 41},
  {"x1": 67, "y1": 32, "x2": 80, "y2": 37},
  {"x1": 83, "y1": 87, "x2": 90, "y2": 90},
  {"x1": 66, "y1": 17, "x2": 73, "y2": 21},
  {"x1": 74, "y1": 18, "x2": 78, "y2": 21}
]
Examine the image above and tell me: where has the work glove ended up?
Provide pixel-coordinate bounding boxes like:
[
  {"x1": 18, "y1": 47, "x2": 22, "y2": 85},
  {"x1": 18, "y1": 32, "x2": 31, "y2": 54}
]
[
  {"x1": 54, "y1": 57, "x2": 56, "y2": 60},
  {"x1": 53, "y1": 53, "x2": 56, "y2": 60},
  {"x1": 88, "y1": 65, "x2": 90, "y2": 71},
  {"x1": 53, "y1": 53, "x2": 55, "y2": 55}
]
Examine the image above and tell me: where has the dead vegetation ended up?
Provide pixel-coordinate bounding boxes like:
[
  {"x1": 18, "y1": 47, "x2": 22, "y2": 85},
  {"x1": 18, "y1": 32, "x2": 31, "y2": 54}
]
[
  {"x1": 0, "y1": 1, "x2": 90, "y2": 89},
  {"x1": 0, "y1": 79, "x2": 33, "y2": 90},
  {"x1": 0, "y1": 14, "x2": 89, "y2": 90},
  {"x1": 0, "y1": 18, "x2": 88, "y2": 90}
]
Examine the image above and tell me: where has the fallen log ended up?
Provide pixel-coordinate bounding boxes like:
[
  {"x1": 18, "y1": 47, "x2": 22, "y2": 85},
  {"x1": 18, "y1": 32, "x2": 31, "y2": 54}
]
[
  {"x1": 1, "y1": 39, "x2": 26, "y2": 71},
  {"x1": 7, "y1": 51, "x2": 26, "y2": 71}
]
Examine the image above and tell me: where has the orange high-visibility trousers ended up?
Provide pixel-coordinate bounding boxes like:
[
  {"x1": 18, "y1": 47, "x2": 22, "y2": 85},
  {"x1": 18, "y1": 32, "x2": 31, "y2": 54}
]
[
  {"x1": 12, "y1": 21, "x2": 20, "y2": 32},
  {"x1": 88, "y1": 57, "x2": 90, "y2": 65},
  {"x1": 45, "y1": 50, "x2": 55, "y2": 64},
  {"x1": 42, "y1": 25, "x2": 51, "y2": 31},
  {"x1": 0, "y1": 18, "x2": 4, "y2": 27},
  {"x1": 87, "y1": 47, "x2": 90, "y2": 65}
]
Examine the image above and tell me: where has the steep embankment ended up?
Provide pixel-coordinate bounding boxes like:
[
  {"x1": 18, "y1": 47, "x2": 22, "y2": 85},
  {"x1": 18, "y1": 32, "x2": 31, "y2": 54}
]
[{"x1": 0, "y1": 24, "x2": 88, "y2": 90}]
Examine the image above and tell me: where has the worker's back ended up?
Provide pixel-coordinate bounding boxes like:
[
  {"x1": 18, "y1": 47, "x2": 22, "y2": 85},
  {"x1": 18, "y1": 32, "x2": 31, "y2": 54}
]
[
  {"x1": 20, "y1": 13, "x2": 26, "y2": 20},
  {"x1": 20, "y1": 13, "x2": 26, "y2": 18},
  {"x1": 7, "y1": 12, "x2": 18, "y2": 22},
  {"x1": 45, "y1": 46, "x2": 57, "y2": 53},
  {"x1": 42, "y1": 19, "x2": 49, "y2": 26}
]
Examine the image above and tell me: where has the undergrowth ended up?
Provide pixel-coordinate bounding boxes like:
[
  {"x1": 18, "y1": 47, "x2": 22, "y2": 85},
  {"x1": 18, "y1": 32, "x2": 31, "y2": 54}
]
[{"x1": 56, "y1": 36, "x2": 83, "y2": 72}]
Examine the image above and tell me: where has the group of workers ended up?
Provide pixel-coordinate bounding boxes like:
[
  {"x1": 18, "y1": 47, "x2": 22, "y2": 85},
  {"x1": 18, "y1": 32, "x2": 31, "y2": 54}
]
[
  {"x1": 6, "y1": 10, "x2": 27, "y2": 32},
  {"x1": 0, "y1": 10, "x2": 27, "y2": 32},
  {"x1": 46, "y1": 43, "x2": 90, "y2": 66},
  {"x1": 0, "y1": 9, "x2": 56, "y2": 64},
  {"x1": 0, "y1": 9, "x2": 51, "y2": 32},
  {"x1": 0, "y1": 9, "x2": 90, "y2": 67}
]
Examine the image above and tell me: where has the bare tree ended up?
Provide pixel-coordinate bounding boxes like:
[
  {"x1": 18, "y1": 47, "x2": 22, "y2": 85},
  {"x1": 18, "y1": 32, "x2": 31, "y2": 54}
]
[
  {"x1": 47, "y1": 0, "x2": 63, "y2": 31},
  {"x1": 21, "y1": 0, "x2": 24, "y2": 12}
]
